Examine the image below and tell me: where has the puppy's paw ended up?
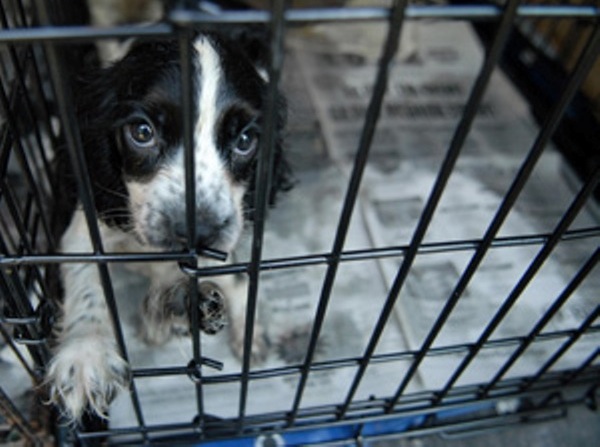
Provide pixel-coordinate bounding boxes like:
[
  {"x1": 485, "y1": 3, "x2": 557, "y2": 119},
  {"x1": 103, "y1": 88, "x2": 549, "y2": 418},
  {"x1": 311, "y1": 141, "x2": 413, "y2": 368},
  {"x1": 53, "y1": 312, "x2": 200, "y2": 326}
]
[
  {"x1": 229, "y1": 322, "x2": 270, "y2": 365},
  {"x1": 197, "y1": 281, "x2": 227, "y2": 335},
  {"x1": 141, "y1": 280, "x2": 227, "y2": 344},
  {"x1": 46, "y1": 338, "x2": 130, "y2": 422}
]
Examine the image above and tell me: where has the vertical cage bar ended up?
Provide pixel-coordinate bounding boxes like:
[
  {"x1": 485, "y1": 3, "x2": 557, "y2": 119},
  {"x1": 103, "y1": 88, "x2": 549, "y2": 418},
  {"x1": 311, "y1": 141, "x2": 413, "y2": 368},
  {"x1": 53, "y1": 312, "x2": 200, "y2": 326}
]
[
  {"x1": 31, "y1": 6, "x2": 101, "y2": 253},
  {"x1": 434, "y1": 165, "x2": 600, "y2": 403},
  {"x1": 238, "y1": 0, "x2": 287, "y2": 429},
  {"x1": 0, "y1": 215, "x2": 18, "y2": 253},
  {"x1": 386, "y1": 16, "x2": 600, "y2": 413},
  {"x1": 523, "y1": 304, "x2": 600, "y2": 391},
  {"x1": 0, "y1": 12, "x2": 56, "y2": 242},
  {"x1": 0, "y1": 385, "x2": 42, "y2": 447},
  {"x1": 180, "y1": 27, "x2": 197, "y2": 254},
  {"x1": 334, "y1": 0, "x2": 521, "y2": 419},
  {"x1": 0, "y1": 269, "x2": 47, "y2": 366},
  {"x1": 0, "y1": 79, "x2": 53, "y2": 253},
  {"x1": 0, "y1": 178, "x2": 36, "y2": 256},
  {"x1": 561, "y1": 348, "x2": 599, "y2": 386},
  {"x1": 0, "y1": 180, "x2": 48, "y2": 298},
  {"x1": 32, "y1": 0, "x2": 147, "y2": 435},
  {"x1": 8, "y1": 0, "x2": 59, "y2": 150},
  {"x1": 178, "y1": 24, "x2": 206, "y2": 426},
  {"x1": 0, "y1": 322, "x2": 38, "y2": 379},
  {"x1": 287, "y1": 0, "x2": 409, "y2": 425},
  {"x1": 481, "y1": 247, "x2": 600, "y2": 397}
]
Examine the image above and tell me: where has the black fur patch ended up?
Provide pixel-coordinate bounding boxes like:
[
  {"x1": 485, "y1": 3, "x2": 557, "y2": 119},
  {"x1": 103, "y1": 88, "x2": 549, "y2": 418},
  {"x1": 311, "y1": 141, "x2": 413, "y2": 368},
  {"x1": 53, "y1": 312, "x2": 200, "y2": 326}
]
[{"x1": 53, "y1": 30, "x2": 292, "y2": 241}]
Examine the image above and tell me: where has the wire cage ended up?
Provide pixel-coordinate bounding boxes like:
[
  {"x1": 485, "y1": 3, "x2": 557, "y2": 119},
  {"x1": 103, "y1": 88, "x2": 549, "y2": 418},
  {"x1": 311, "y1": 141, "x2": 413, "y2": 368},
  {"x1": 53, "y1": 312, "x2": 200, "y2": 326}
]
[{"x1": 1, "y1": 0, "x2": 599, "y2": 445}]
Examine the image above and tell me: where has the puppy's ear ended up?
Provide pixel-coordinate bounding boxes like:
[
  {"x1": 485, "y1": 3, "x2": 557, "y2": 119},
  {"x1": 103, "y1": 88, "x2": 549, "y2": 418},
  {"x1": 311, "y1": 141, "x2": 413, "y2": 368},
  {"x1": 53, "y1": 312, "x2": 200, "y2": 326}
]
[
  {"x1": 69, "y1": 63, "x2": 132, "y2": 230},
  {"x1": 269, "y1": 94, "x2": 294, "y2": 206},
  {"x1": 74, "y1": 66, "x2": 119, "y2": 123},
  {"x1": 244, "y1": 89, "x2": 293, "y2": 218},
  {"x1": 269, "y1": 145, "x2": 294, "y2": 205},
  {"x1": 225, "y1": 24, "x2": 272, "y2": 78},
  {"x1": 205, "y1": 0, "x2": 272, "y2": 71}
]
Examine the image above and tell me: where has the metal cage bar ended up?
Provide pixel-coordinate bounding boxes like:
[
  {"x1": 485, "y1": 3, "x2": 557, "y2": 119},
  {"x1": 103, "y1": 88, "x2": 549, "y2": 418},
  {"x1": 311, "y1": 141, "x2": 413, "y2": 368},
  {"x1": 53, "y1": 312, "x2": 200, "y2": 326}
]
[
  {"x1": 388, "y1": 16, "x2": 600, "y2": 411},
  {"x1": 524, "y1": 303, "x2": 600, "y2": 391},
  {"x1": 0, "y1": 322, "x2": 37, "y2": 380},
  {"x1": 30, "y1": 0, "x2": 148, "y2": 436},
  {"x1": 289, "y1": 0, "x2": 410, "y2": 425},
  {"x1": 0, "y1": 385, "x2": 42, "y2": 447},
  {"x1": 0, "y1": 4, "x2": 598, "y2": 45},
  {"x1": 0, "y1": 80, "x2": 53, "y2": 255},
  {"x1": 239, "y1": 0, "x2": 288, "y2": 428},
  {"x1": 0, "y1": 226, "x2": 598, "y2": 269},
  {"x1": 434, "y1": 163, "x2": 600, "y2": 404},
  {"x1": 481, "y1": 247, "x2": 600, "y2": 397},
  {"x1": 178, "y1": 23, "x2": 207, "y2": 430},
  {"x1": 342, "y1": 0, "x2": 522, "y2": 418}
]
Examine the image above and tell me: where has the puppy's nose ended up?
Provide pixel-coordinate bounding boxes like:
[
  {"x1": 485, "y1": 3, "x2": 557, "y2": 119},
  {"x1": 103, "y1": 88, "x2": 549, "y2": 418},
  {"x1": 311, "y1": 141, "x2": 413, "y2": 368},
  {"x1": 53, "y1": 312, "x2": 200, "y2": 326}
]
[{"x1": 173, "y1": 220, "x2": 220, "y2": 250}]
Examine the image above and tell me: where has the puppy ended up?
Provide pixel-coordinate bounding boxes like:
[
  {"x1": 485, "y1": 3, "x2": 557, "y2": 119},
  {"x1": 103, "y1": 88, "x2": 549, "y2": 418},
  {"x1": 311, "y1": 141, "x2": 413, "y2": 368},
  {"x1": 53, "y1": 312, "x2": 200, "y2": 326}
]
[{"x1": 46, "y1": 32, "x2": 290, "y2": 422}]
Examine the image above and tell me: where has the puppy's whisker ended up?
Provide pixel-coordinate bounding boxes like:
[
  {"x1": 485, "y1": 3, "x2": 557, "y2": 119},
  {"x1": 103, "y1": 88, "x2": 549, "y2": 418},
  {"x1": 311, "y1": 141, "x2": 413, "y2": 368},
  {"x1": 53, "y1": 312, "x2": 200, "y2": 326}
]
[
  {"x1": 94, "y1": 182, "x2": 131, "y2": 201},
  {"x1": 97, "y1": 212, "x2": 131, "y2": 220},
  {"x1": 96, "y1": 212, "x2": 133, "y2": 223},
  {"x1": 96, "y1": 208, "x2": 131, "y2": 217}
]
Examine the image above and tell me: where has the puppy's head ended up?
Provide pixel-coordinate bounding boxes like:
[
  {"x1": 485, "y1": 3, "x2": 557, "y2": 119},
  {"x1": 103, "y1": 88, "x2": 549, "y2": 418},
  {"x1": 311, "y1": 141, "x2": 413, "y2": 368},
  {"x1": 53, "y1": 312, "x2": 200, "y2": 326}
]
[{"x1": 77, "y1": 33, "x2": 289, "y2": 253}]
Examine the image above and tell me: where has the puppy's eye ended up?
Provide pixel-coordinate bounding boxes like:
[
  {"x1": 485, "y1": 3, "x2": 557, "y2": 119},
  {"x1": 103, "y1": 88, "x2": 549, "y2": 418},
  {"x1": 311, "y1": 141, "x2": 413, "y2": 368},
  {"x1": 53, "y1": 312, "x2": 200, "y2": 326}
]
[
  {"x1": 233, "y1": 125, "x2": 259, "y2": 158},
  {"x1": 124, "y1": 121, "x2": 156, "y2": 148}
]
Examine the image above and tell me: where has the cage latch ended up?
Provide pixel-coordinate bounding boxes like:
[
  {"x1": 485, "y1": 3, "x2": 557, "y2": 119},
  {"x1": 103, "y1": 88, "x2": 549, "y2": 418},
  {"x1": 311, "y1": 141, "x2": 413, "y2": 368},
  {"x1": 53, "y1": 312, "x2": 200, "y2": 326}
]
[
  {"x1": 0, "y1": 300, "x2": 55, "y2": 345},
  {"x1": 187, "y1": 358, "x2": 224, "y2": 384}
]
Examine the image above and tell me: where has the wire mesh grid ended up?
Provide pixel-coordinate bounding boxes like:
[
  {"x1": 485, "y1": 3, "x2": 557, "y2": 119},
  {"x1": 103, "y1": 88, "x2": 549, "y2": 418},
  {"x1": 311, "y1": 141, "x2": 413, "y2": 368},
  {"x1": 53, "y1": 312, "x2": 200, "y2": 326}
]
[{"x1": 0, "y1": 1, "x2": 599, "y2": 445}]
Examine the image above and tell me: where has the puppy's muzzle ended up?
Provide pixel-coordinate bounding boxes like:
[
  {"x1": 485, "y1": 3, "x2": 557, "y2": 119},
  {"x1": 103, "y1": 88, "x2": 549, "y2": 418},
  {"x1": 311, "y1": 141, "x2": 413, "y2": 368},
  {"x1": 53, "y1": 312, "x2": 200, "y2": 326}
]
[{"x1": 172, "y1": 217, "x2": 232, "y2": 251}]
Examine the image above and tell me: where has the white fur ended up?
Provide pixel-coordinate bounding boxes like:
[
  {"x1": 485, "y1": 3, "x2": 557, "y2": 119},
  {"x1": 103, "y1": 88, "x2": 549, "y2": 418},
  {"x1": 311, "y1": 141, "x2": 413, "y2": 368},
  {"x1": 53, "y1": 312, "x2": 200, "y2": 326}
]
[
  {"x1": 194, "y1": 36, "x2": 222, "y2": 157},
  {"x1": 46, "y1": 210, "x2": 130, "y2": 421}
]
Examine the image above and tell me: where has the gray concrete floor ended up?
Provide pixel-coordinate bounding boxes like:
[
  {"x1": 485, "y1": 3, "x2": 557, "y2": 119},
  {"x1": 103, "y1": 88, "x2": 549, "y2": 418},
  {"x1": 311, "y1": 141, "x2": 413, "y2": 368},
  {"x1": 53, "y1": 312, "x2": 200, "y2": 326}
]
[{"x1": 371, "y1": 404, "x2": 600, "y2": 447}]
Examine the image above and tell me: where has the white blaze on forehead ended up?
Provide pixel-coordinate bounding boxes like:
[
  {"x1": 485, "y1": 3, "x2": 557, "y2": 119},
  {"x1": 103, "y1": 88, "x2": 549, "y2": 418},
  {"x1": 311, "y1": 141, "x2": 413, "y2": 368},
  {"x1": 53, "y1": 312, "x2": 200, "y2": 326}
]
[
  {"x1": 193, "y1": 36, "x2": 223, "y2": 168},
  {"x1": 124, "y1": 36, "x2": 246, "y2": 253}
]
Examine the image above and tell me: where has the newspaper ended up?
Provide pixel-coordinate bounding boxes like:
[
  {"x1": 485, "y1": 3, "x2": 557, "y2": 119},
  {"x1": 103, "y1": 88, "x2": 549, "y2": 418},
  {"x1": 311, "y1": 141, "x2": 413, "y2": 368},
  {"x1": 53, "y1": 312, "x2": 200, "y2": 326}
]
[
  {"x1": 292, "y1": 19, "x2": 599, "y2": 390},
  {"x1": 109, "y1": 20, "x2": 599, "y2": 424},
  {"x1": 2, "y1": 18, "x2": 598, "y2": 429}
]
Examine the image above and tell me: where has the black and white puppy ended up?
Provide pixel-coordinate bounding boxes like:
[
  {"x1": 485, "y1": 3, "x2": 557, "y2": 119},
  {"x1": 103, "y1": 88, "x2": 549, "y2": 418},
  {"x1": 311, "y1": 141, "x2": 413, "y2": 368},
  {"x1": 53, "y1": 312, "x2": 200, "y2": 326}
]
[{"x1": 47, "y1": 32, "x2": 290, "y2": 421}]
